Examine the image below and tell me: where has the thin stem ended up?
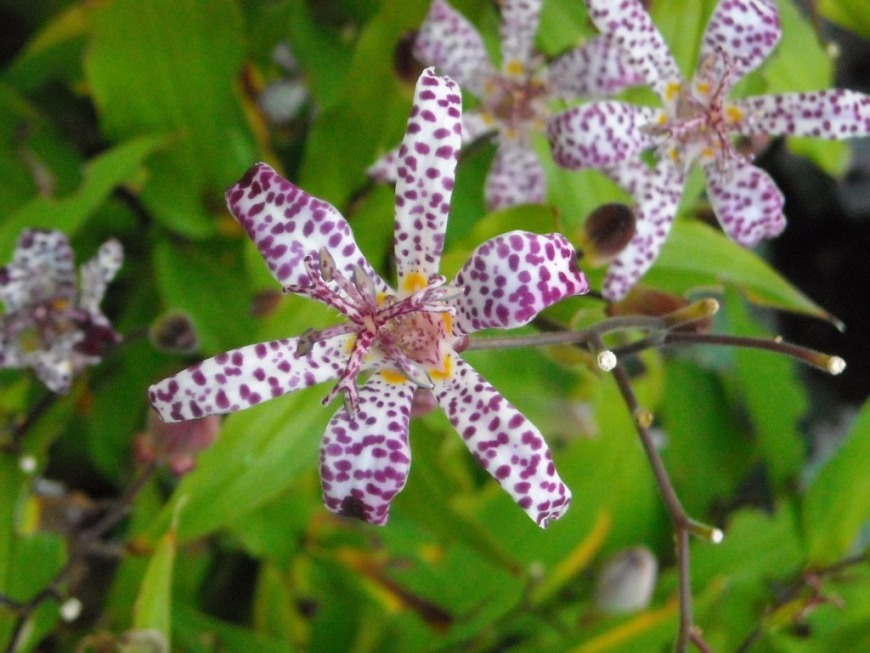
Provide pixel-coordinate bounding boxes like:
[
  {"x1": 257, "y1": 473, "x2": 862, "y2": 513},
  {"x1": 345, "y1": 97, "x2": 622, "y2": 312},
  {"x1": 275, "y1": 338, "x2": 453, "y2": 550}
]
[
  {"x1": 468, "y1": 315, "x2": 666, "y2": 351},
  {"x1": 3, "y1": 392, "x2": 55, "y2": 454},
  {"x1": 609, "y1": 358, "x2": 700, "y2": 653}
]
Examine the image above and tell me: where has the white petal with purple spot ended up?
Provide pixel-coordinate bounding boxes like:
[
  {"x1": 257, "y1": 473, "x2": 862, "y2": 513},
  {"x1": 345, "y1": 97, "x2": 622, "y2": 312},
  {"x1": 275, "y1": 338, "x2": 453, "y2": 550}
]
[
  {"x1": 484, "y1": 140, "x2": 546, "y2": 211},
  {"x1": 433, "y1": 357, "x2": 571, "y2": 528},
  {"x1": 586, "y1": 0, "x2": 681, "y2": 107},
  {"x1": 413, "y1": 0, "x2": 496, "y2": 97},
  {"x1": 225, "y1": 162, "x2": 389, "y2": 293},
  {"x1": 451, "y1": 231, "x2": 588, "y2": 334},
  {"x1": 367, "y1": 145, "x2": 400, "y2": 184},
  {"x1": 500, "y1": 0, "x2": 542, "y2": 71},
  {"x1": 696, "y1": 0, "x2": 780, "y2": 91},
  {"x1": 732, "y1": 90, "x2": 870, "y2": 139},
  {"x1": 393, "y1": 68, "x2": 462, "y2": 282},
  {"x1": 78, "y1": 239, "x2": 123, "y2": 314},
  {"x1": 319, "y1": 373, "x2": 414, "y2": 525},
  {"x1": 149, "y1": 334, "x2": 356, "y2": 422},
  {"x1": 547, "y1": 34, "x2": 644, "y2": 101},
  {"x1": 703, "y1": 158, "x2": 785, "y2": 247},
  {"x1": 602, "y1": 160, "x2": 685, "y2": 300},
  {"x1": 548, "y1": 102, "x2": 658, "y2": 170},
  {"x1": 0, "y1": 229, "x2": 76, "y2": 310}
]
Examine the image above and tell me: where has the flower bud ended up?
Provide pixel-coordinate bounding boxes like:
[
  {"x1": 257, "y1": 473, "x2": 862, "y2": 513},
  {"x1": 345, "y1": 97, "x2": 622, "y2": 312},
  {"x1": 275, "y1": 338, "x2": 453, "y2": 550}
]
[
  {"x1": 608, "y1": 288, "x2": 714, "y2": 333},
  {"x1": 580, "y1": 203, "x2": 636, "y2": 265},
  {"x1": 148, "y1": 312, "x2": 199, "y2": 355},
  {"x1": 134, "y1": 409, "x2": 220, "y2": 476},
  {"x1": 594, "y1": 546, "x2": 658, "y2": 614}
]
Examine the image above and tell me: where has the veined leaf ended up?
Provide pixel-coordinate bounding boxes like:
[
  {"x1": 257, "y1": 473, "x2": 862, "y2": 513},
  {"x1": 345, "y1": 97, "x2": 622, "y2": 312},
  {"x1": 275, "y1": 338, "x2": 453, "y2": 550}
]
[{"x1": 645, "y1": 220, "x2": 836, "y2": 323}]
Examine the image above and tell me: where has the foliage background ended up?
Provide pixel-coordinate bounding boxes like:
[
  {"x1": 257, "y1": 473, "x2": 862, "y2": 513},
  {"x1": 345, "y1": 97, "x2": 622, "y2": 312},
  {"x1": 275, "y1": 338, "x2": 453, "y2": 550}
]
[{"x1": 1, "y1": 0, "x2": 869, "y2": 651}]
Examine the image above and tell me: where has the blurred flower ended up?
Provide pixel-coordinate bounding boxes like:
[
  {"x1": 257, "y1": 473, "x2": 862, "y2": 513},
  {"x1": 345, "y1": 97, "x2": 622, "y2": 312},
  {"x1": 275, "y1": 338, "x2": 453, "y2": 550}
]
[
  {"x1": 594, "y1": 545, "x2": 658, "y2": 614},
  {"x1": 258, "y1": 41, "x2": 308, "y2": 126},
  {"x1": 0, "y1": 229, "x2": 123, "y2": 393},
  {"x1": 369, "y1": 0, "x2": 640, "y2": 211},
  {"x1": 549, "y1": 0, "x2": 870, "y2": 299},
  {"x1": 134, "y1": 409, "x2": 220, "y2": 477},
  {"x1": 150, "y1": 69, "x2": 589, "y2": 527}
]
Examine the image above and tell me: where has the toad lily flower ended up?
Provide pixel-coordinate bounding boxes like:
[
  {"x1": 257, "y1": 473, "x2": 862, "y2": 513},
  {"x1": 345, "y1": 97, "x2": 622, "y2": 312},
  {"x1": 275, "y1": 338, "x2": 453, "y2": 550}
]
[
  {"x1": 0, "y1": 229, "x2": 123, "y2": 393},
  {"x1": 549, "y1": 0, "x2": 870, "y2": 300},
  {"x1": 369, "y1": 0, "x2": 639, "y2": 211},
  {"x1": 149, "y1": 69, "x2": 589, "y2": 527}
]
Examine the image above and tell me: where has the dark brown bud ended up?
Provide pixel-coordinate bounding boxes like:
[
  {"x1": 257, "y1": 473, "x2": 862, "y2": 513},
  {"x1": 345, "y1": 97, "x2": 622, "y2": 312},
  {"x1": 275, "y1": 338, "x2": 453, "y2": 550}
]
[
  {"x1": 148, "y1": 311, "x2": 199, "y2": 354},
  {"x1": 582, "y1": 203, "x2": 636, "y2": 264}
]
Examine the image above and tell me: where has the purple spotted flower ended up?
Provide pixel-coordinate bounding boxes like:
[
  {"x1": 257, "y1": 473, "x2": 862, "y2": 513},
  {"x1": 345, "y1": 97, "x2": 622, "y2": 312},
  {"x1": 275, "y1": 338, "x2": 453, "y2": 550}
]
[
  {"x1": 549, "y1": 0, "x2": 870, "y2": 300},
  {"x1": 369, "y1": 0, "x2": 639, "y2": 211},
  {"x1": 149, "y1": 69, "x2": 589, "y2": 527},
  {"x1": 0, "y1": 229, "x2": 123, "y2": 394}
]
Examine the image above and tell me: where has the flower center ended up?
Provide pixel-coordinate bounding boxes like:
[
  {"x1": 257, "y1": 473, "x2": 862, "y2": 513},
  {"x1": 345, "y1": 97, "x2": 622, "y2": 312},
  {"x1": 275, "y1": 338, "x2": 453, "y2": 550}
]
[
  {"x1": 648, "y1": 58, "x2": 746, "y2": 173},
  {"x1": 288, "y1": 248, "x2": 461, "y2": 411},
  {"x1": 482, "y1": 64, "x2": 549, "y2": 142},
  {"x1": 10, "y1": 298, "x2": 78, "y2": 354}
]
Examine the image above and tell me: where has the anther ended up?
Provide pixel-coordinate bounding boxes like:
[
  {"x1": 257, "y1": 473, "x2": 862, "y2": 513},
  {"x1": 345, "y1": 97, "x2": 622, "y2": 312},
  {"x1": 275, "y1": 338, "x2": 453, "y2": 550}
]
[{"x1": 318, "y1": 247, "x2": 337, "y2": 282}]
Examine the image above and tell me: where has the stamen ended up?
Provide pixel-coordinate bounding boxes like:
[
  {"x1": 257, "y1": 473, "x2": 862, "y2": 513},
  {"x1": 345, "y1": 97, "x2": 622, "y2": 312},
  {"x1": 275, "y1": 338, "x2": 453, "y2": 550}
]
[
  {"x1": 318, "y1": 247, "x2": 337, "y2": 282},
  {"x1": 353, "y1": 264, "x2": 376, "y2": 302}
]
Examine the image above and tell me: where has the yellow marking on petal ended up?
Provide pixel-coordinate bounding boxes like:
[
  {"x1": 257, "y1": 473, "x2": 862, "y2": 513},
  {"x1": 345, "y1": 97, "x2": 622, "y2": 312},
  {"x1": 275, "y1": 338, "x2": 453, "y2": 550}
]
[
  {"x1": 701, "y1": 147, "x2": 715, "y2": 159},
  {"x1": 402, "y1": 272, "x2": 427, "y2": 294},
  {"x1": 429, "y1": 353, "x2": 454, "y2": 382},
  {"x1": 725, "y1": 105, "x2": 744, "y2": 123},
  {"x1": 481, "y1": 112, "x2": 496, "y2": 125},
  {"x1": 505, "y1": 59, "x2": 524, "y2": 76},
  {"x1": 380, "y1": 369, "x2": 407, "y2": 385},
  {"x1": 441, "y1": 312, "x2": 453, "y2": 336},
  {"x1": 664, "y1": 82, "x2": 680, "y2": 102},
  {"x1": 668, "y1": 148, "x2": 679, "y2": 161},
  {"x1": 656, "y1": 113, "x2": 668, "y2": 125},
  {"x1": 376, "y1": 292, "x2": 388, "y2": 307},
  {"x1": 344, "y1": 337, "x2": 355, "y2": 354},
  {"x1": 695, "y1": 81, "x2": 710, "y2": 95}
]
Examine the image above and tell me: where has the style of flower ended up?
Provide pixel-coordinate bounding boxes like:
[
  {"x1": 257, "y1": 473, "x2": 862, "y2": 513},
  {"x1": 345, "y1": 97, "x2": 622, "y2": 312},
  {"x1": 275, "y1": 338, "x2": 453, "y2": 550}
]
[
  {"x1": 369, "y1": 0, "x2": 640, "y2": 211},
  {"x1": 0, "y1": 229, "x2": 123, "y2": 393},
  {"x1": 549, "y1": 0, "x2": 870, "y2": 300},
  {"x1": 149, "y1": 69, "x2": 590, "y2": 527}
]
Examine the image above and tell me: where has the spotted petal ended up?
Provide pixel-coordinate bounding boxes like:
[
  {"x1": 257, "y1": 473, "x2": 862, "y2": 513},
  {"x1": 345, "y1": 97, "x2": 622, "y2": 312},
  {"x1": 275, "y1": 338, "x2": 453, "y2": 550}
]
[
  {"x1": 78, "y1": 239, "x2": 123, "y2": 314},
  {"x1": 702, "y1": 158, "x2": 785, "y2": 247},
  {"x1": 367, "y1": 144, "x2": 400, "y2": 184},
  {"x1": 602, "y1": 160, "x2": 685, "y2": 300},
  {"x1": 500, "y1": 0, "x2": 542, "y2": 71},
  {"x1": 586, "y1": 0, "x2": 681, "y2": 108},
  {"x1": 548, "y1": 102, "x2": 658, "y2": 170},
  {"x1": 696, "y1": 0, "x2": 780, "y2": 91},
  {"x1": 0, "y1": 229, "x2": 75, "y2": 311},
  {"x1": 484, "y1": 140, "x2": 546, "y2": 211},
  {"x1": 732, "y1": 90, "x2": 870, "y2": 139},
  {"x1": 451, "y1": 231, "x2": 588, "y2": 334},
  {"x1": 149, "y1": 334, "x2": 356, "y2": 422},
  {"x1": 319, "y1": 372, "x2": 415, "y2": 525},
  {"x1": 413, "y1": 0, "x2": 496, "y2": 97},
  {"x1": 433, "y1": 357, "x2": 570, "y2": 527},
  {"x1": 393, "y1": 68, "x2": 462, "y2": 284},
  {"x1": 225, "y1": 163, "x2": 388, "y2": 293},
  {"x1": 547, "y1": 34, "x2": 644, "y2": 101}
]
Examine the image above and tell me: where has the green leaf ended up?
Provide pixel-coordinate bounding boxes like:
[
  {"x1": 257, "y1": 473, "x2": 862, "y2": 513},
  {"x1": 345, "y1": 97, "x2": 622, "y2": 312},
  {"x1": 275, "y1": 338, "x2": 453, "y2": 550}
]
[
  {"x1": 84, "y1": 0, "x2": 256, "y2": 238},
  {"x1": 152, "y1": 238, "x2": 257, "y2": 356},
  {"x1": 142, "y1": 379, "x2": 328, "y2": 544},
  {"x1": 0, "y1": 135, "x2": 163, "y2": 260},
  {"x1": 818, "y1": 0, "x2": 870, "y2": 37},
  {"x1": 661, "y1": 359, "x2": 752, "y2": 516},
  {"x1": 134, "y1": 501, "x2": 184, "y2": 642},
  {"x1": 721, "y1": 288, "x2": 808, "y2": 491},
  {"x1": 803, "y1": 399, "x2": 870, "y2": 565},
  {"x1": 649, "y1": 0, "x2": 717, "y2": 77},
  {"x1": 645, "y1": 220, "x2": 836, "y2": 323}
]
